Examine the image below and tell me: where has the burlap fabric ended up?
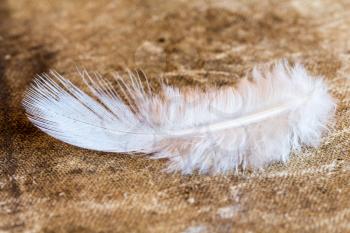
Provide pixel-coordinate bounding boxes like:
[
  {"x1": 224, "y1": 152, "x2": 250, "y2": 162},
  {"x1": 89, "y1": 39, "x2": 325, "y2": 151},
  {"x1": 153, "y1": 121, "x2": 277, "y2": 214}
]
[{"x1": 0, "y1": 0, "x2": 349, "y2": 232}]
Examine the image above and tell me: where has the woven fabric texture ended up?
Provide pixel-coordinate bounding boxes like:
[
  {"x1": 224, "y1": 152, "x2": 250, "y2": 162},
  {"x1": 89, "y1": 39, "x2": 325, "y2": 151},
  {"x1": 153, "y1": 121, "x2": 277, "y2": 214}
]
[{"x1": 0, "y1": 0, "x2": 349, "y2": 232}]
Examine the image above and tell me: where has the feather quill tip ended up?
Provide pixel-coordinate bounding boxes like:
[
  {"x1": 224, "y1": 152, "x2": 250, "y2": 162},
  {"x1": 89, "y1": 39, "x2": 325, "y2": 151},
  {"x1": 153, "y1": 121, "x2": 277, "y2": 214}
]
[{"x1": 23, "y1": 61, "x2": 336, "y2": 174}]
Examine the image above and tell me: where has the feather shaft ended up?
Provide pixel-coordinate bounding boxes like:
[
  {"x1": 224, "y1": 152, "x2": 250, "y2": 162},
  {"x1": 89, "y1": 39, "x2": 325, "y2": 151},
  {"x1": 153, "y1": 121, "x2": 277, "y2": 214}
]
[{"x1": 166, "y1": 97, "x2": 306, "y2": 137}]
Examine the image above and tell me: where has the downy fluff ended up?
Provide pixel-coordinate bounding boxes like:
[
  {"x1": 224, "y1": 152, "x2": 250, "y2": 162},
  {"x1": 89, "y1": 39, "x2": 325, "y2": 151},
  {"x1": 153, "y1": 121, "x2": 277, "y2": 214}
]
[{"x1": 23, "y1": 61, "x2": 336, "y2": 174}]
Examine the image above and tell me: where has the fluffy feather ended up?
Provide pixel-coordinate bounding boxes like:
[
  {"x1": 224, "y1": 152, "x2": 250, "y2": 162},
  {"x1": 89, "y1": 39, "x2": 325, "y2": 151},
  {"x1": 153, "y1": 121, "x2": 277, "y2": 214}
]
[{"x1": 23, "y1": 61, "x2": 336, "y2": 174}]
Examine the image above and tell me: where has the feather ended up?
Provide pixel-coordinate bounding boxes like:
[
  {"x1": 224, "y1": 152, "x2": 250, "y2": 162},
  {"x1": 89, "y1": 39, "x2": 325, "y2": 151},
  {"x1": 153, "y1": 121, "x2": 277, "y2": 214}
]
[{"x1": 22, "y1": 61, "x2": 336, "y2": 174}]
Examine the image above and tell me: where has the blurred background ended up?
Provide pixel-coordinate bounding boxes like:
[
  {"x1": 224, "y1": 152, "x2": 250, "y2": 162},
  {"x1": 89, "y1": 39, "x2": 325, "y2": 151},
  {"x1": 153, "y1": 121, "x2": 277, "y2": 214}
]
[{"x1": 0, "y1": 1, "x2": 349, "y2": 232}]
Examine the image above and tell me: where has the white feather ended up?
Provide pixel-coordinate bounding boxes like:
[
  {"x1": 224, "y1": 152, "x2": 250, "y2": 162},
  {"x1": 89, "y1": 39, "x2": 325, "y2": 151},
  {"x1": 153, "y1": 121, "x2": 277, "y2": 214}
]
[{"x1": 23, "y1": 61, "x2": 336, "y2": 174}]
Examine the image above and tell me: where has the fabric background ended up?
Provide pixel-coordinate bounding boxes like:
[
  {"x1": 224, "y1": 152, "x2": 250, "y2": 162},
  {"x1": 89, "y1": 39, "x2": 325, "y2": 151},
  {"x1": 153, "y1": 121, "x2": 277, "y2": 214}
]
[{"x1": 0, "y1": 0, "x2": 349, "y2": 232}]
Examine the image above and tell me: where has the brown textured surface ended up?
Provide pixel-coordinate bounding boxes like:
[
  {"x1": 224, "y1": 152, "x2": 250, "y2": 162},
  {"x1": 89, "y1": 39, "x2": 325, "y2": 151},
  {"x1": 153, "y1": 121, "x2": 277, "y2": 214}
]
[{"x1": 0, "y1": 0, "x2": 349, "y2": 232}]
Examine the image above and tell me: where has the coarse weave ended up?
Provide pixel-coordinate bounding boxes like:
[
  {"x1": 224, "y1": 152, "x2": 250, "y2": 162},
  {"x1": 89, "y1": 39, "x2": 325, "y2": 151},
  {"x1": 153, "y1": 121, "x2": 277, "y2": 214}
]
[{"x1": 0, "y1": 1, "x2": 349, "y2": 232}]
